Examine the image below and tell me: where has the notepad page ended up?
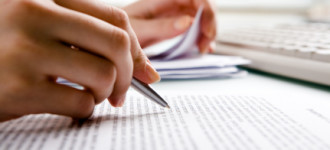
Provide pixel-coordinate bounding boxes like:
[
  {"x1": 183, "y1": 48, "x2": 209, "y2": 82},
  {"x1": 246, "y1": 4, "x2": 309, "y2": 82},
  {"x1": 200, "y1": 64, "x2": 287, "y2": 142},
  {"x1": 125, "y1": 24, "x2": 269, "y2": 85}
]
[{"x1": 1, "y1": 93, "x2": 330, "y2": 150}]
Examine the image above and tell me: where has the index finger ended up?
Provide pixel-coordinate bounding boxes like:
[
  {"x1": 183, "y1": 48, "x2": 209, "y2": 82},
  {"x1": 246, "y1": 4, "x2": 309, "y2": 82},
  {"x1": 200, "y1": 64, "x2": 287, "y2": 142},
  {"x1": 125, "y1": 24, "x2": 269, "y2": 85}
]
[
  {"x1": 55, "y1": 0, "x2": 160, "y2": 84},
  {"x1": 54, "y1": 0, "x2": 160, "y2": 106}
]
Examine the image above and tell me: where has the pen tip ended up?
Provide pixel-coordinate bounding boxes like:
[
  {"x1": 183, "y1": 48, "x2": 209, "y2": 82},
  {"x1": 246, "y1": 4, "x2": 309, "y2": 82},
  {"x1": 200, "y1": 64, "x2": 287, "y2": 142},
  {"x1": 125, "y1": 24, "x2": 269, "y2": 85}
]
[{"x1": 165, "y1": 105, "x2": 171, "y2": 109}]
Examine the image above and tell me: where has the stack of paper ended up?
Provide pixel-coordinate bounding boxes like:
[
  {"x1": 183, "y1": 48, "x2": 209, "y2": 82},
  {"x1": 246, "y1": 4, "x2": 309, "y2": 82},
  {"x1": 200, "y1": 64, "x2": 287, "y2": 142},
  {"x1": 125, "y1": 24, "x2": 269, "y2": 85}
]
[{"x1": 144, "y1": 7, "x2": 250, "y2": 80}]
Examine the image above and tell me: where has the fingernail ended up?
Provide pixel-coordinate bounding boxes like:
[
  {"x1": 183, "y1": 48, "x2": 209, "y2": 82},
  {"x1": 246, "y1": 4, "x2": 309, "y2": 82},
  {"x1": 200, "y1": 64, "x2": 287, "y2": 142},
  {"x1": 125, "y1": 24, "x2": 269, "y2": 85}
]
[
  {"x1": 174, "y1": 16, "x2": 193, "y2": 31},
  {"x1": 146, "y1": 62, "x2": 161, "y2": 83}
]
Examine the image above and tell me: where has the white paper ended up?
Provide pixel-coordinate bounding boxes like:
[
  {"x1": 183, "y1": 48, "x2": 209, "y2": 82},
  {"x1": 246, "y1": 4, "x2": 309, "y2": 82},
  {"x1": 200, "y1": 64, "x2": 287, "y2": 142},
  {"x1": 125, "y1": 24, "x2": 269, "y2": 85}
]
[
  {"x1": 143, "y1": 7, "x2": 250, "y2": 80},
  {"x1": 2, "y1": 92, "x2": 330, "y2": 150},
  {"x1": 158, "y1": 70, "x2": 248, "y2": 80},
  {"x1": 151, "y1": 55, "x2": 250, "y2": 70},
  {"x1": 157, "y1": 67, "x2": 238, "y2": 76},
  {"x1": 143, "y1": 7, "x2": 203, "y2": 60},
  {"x1": 150, "y1": 54, "x2": 250, "y2": 80}
]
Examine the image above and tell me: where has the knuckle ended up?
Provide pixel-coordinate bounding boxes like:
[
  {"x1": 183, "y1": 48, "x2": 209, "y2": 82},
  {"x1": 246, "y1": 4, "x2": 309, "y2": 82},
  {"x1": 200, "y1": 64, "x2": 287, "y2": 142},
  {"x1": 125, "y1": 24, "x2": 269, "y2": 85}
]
[
  {"x1": 118, "y1": 10, "x2": 130, "y2": 26},
  {"x1": 4, "y1": 33, "x2": 40, "y2": 66},
  {"x1": 10, "y1": 33, "x2": 32, "y2": 51},
  {"x1": 4, "y1": 0, "x2": 55, "y2": 33},
  {"x1": 13, "y1": 0, "x2": 54, "y2": 20},
  {"x1": 5, "y1": 79, "x2": 25, "y2": 94},
  {"x1": 110, "y1": 28, "x2": 130, "y2": 54},
  {"x1": 15, "y1": 0, "x2": 36, "y2": 9},
  {"x1": 117, "y1": 29, "x2": 131, "y2": 47},
  {"x1": 3, "y1": 33, "x2": 25, "y2": 56},
  {"x1": 15, "y1": 0, "x2": 42, "y2": 13},
  {"x1": 94, "y1": 62, "x2": 116, "y2": 103},
  {"x1": 2, "y1": 0, "x2": 36, "y2": 23},
  {"x1": 3, "y1": 76, "x2": 30, "y2": 99},
  {"x1": 19, "y1": 0, "x2": 38, "y2": 6},
  {"x1": 110, "y1": 7, "x2": 130, "y2": 28}
]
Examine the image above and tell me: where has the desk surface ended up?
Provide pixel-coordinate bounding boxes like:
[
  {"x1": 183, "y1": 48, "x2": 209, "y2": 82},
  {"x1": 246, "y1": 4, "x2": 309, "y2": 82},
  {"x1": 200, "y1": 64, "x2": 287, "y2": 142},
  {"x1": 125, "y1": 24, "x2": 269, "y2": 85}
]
[{"x1": 152, "y1": 69, "x2": 330, "y2": 102}]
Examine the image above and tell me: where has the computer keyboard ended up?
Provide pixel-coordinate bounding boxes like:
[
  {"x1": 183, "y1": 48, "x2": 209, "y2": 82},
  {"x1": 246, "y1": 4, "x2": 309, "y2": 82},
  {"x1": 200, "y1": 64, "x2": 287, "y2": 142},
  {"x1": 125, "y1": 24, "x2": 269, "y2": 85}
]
[{"x1": 215, "y1": 23, "x2": 330, "y2": 86}]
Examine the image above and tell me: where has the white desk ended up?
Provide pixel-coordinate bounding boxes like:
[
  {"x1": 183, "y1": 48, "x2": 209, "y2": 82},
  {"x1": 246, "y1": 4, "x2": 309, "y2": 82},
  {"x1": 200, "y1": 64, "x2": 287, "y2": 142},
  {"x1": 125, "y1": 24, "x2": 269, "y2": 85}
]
[{"x1": 152, "y1": 70, "x2": 330, "y2": 103}]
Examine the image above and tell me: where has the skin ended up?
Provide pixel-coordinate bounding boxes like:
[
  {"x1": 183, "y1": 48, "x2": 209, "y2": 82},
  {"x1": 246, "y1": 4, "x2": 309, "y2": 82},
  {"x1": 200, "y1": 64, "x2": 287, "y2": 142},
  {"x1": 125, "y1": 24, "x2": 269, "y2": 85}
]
[
  {"x1": 124, "y1": 0, "x2": 217, "y2": 53},
  {"x1": 0, "y1": 0, "x2": 160, "y2": 122},
  {"x1": 0, "y1": 0, "x2": 216, "y2": 122}
]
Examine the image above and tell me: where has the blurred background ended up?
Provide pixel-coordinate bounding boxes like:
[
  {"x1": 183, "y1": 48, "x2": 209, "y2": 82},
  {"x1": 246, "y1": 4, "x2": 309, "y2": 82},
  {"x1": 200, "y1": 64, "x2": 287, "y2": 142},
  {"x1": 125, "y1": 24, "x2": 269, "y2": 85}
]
[
  {"x1": 100, "y1": 0, "x2": 330, "y2": 85},
  {"x1": 103, "y1": 0, "x2": 330, "y2": 34}
]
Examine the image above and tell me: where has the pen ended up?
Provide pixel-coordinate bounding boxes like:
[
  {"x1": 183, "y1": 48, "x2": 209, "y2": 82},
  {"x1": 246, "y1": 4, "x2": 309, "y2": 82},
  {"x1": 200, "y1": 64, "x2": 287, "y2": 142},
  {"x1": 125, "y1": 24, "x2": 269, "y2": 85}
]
[{"x1": 131, "y1": 77, "x2": 170, "y2": 109}]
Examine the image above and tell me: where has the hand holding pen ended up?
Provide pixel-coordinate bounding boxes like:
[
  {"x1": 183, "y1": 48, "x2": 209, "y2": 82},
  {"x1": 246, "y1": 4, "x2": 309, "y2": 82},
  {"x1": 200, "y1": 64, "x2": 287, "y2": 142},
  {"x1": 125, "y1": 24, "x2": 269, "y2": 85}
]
[{"x1": 0, "y1": 0, "x2": 160, "y2": 122}]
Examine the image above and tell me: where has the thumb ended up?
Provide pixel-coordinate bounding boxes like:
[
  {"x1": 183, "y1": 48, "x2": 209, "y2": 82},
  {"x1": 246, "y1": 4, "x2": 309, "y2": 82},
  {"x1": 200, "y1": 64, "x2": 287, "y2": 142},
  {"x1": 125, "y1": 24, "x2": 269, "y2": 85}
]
[{"x1": 131, "y1": 15, "x2": 194, "y2": 47}]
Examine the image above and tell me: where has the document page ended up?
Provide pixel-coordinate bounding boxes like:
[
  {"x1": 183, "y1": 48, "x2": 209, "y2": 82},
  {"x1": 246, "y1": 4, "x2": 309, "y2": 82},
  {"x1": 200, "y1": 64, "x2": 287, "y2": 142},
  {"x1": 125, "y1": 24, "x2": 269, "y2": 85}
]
[
  {"x1": 1, "y1": 93, "x2": 330, "y2": 150},
  {"x1": 142, "y1": 7, "x2": 249, "y2": 80}
]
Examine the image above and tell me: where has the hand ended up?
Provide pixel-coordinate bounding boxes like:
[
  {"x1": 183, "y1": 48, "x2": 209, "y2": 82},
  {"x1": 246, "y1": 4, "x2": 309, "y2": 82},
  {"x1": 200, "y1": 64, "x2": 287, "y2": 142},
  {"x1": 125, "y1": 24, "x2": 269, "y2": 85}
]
[
  {"x1": 124, "y1": 0, "x2": 217, "y2": 53},
  {"x1": 0, "y1": 0, "x2": 159, "y2": 122}
]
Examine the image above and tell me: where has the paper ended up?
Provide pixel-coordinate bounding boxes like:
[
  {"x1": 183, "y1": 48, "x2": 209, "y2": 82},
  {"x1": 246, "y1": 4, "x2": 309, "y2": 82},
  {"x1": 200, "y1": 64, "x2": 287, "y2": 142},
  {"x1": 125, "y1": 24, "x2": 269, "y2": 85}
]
[
  {"x1": 144, "y1": 7, "x2": 203, "y2": 60},
  {"x1": 151, "y1": 55, "x2": 250, "y2": 70},
  {"x1": 2, "y1": 92, "x2": 330, "y2": 150},
  {"x1": 156, "y1": 69, "x2": 247, "y2": 80},
  {"x1": 144, "y1": 7, "x2": 250, "y2": 80}
]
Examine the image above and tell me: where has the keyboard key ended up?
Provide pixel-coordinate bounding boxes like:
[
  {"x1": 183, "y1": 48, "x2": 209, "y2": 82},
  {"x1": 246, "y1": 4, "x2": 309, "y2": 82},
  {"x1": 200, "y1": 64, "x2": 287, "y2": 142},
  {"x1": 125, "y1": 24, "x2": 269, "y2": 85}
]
[
  {"x1": 246, "y1": 41, "x2": 269, "y2": 48},
  {"x1": 215, "y1": 23, "x2": 330, "y2": 86},
  {"x1": 316, "y1": 44, "x2": 330, "y2": 50},
  {"x1": 312, "y1": 51, "x2": 330, "y2": 62},
  {"x1": 280, "y1": 46, "x2": 300, "y2": 56},
  {"x1": 295, "y1": 47, "x2": 317, "y2": 59},
  {"x1": 267, "y1": 44, "x2": 282, "y2": 53},
  {"x1": 319, "y1": 39, "x2": 330, "y2": 45}
]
